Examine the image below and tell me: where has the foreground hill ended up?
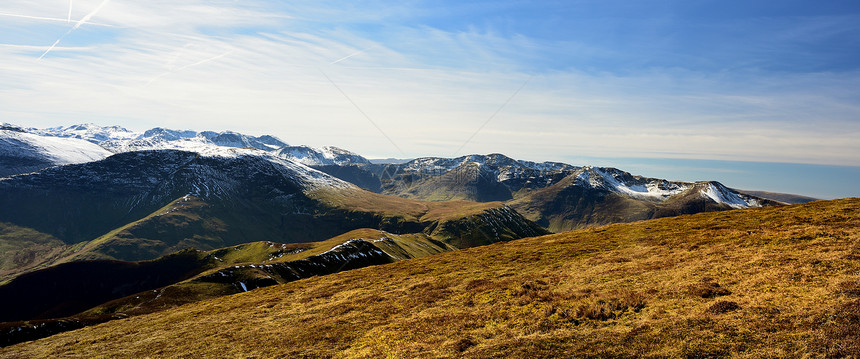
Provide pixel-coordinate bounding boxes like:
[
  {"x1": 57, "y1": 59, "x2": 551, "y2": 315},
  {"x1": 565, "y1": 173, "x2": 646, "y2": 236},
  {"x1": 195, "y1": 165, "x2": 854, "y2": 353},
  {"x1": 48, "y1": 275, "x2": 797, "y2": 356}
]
[{"x1": 5, "y1": 198, "x2": 858, "y2": 358}]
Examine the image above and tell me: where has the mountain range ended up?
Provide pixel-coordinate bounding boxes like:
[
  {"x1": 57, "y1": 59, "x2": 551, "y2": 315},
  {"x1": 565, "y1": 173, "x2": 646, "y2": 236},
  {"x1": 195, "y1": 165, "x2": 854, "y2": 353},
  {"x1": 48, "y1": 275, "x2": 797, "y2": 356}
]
[{"x1": 0, "y1": 123, "x2": 805, "y2": 346}]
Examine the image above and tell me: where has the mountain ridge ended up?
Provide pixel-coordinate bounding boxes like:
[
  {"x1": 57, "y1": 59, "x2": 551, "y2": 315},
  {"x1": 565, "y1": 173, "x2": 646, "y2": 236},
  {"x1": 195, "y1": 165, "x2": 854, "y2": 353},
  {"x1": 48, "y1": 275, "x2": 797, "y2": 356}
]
[{"x1": 3, "y1": 123, "x2": 788, "y2": 232}]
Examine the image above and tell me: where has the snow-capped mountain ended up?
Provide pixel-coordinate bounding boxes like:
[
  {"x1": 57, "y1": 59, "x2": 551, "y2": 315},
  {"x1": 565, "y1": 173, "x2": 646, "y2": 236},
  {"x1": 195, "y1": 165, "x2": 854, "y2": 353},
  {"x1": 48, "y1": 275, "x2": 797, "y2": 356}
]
[
  {"x1": 29, "y1": 123, "x2": 291, "y2": 153},
  {"x1": 274, "y1": 145, "x2": 371, "y2": 166},
  {"x1": 368, "y1": 154, "x2": 765, "y2": 209},
  {"x1": 26, "y1": 123, "x2": 369, "y2": 167},
  {"x1": 0, "y1": 127, "x2": 112, "y2": 177},
  {"x1": 302, "y1": 153, "x2": 778, "y2": 231},
  {"x1": 5, "y1": 123, "x2": 777, "y2": 233},
  {"x1": 402, "y1": 153, "x2": 574, "y2": 174},
  {"x1": 29, "y1": 123, "x2": 139, "y2": 143},
  {"x1": 0, "y1": 147, "x2": 356, "y2": 247},
  {"x1": 200, "y1": 131, "x2": 287, "y2": 151},
  {"x1": 571, "y1": 166, "x2": 763, "y2": 208},
  {"x1": 100, "y1": 129, "x2": 289, "y2": 153}
]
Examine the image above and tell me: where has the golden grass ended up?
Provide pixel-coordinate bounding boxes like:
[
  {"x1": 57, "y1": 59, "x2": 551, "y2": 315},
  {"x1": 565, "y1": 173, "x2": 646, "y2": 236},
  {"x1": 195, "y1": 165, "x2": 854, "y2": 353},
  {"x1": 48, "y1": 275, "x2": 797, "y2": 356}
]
[
  {"x1": 3, "y1": 198, "x2": 859, "y2": 358},
  {"x1": 309, "y1": 187, "x2": 503, "y2": 223},
  {"x1": 77, "y1": 228, "x2": 456, "y2": 320}
]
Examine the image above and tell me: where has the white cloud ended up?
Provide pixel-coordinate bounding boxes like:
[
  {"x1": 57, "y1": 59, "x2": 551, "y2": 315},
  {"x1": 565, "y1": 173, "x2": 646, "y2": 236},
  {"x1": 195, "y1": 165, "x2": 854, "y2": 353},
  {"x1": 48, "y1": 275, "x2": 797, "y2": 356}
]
[{"x1": 0, "y1": 1, "x2": 858, "y2": 167}]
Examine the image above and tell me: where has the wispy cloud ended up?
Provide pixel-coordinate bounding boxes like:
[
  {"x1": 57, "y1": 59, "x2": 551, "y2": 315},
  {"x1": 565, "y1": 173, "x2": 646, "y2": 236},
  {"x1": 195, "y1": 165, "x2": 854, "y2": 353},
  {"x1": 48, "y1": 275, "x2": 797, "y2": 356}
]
[
  {"x1": 0, "y1": 0, "x2": 858, "y2": 168},
  {"x1": 146, "y1": 50, "x2": 234, "y2": 86},
  {"x1": 0, "y1": 11, "x2": 113, "y2": 26}
]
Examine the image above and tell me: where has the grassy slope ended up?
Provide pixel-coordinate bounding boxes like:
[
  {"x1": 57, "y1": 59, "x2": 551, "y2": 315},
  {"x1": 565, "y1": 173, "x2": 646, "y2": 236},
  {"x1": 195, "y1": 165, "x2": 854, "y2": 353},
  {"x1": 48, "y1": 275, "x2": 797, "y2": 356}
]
[
  {"x1": 79, "y1": 229, "x2": 454, "y2": 319},
  {"x1": 0, "y1": 223, "x2": 73, "y2": 283},
  {"x1": 64, "y1": 195, "x2": 245, "y2": 262},
  {"x1": 76, "y1": 187, "x2": 504, "y2": 263},
  {"x1": 5, "y1": 198, "x2": 858, "y2": 358},
  {"x1": 310, "y1": 187, "x2": 502, "y2": 223},
  {"x1": 0, "y1": 186, "x2": 509, "y2": 277}
]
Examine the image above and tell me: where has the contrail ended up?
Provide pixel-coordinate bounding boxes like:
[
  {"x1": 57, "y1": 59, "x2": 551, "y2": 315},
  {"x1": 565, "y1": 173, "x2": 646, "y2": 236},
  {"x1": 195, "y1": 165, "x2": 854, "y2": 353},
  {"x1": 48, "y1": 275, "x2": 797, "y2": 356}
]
[
  {"x1": 330, "y1": 45, "x2": 377, "y2": 65},
  {"x1": 146, "y1": 51, "x2": 234, "y2": 86},
  {"x1": 68, "y1": 0, "x2": 73, "y2": 23},
  {"x1": 451, "y1": 75, "x2": 533, "y2": 157},
  {"x1": 178, "y1": 51, "x2": 233, "y2": 70},
  {"x1": 318, "y1": 67, "x2": 405, "y2": 155},
  {"x1": 0, "y1": 12, "x2": 113, "y2": 26},
  {"x1": 70, "y1": 0, "x2": 111, "y2": 31},
  {"x1": 38, "y1": 0, "x2": 111, "y2": 60},
  {"x1": 0, "y1": 43, "x2": 90, "y2": 51}
]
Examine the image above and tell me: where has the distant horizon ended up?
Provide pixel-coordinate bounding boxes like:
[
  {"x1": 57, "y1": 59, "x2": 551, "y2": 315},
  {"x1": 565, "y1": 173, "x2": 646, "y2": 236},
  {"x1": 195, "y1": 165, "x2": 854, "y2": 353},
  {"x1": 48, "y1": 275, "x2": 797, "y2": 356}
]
[{"x1": 2, "y1": 0, "x2": 858, "y2": 199}]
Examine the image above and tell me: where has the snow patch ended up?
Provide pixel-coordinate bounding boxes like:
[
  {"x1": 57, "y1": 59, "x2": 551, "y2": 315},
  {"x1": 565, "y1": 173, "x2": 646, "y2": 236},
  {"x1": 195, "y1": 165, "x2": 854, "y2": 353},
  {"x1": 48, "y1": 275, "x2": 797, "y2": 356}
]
[
  {"x1": 0, "y1": 130, "x2": 112, "y2": 166},
  {"x1": 702, "y1": 183, "x2": 757, "y2": 209}
]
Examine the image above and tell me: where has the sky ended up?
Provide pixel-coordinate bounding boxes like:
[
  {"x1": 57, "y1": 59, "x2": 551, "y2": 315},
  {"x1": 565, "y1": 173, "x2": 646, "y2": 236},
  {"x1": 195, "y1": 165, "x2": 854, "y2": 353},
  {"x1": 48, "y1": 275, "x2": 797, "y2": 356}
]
[{"x1": 1, "y1": 0, "x2": 859, "y2": 198}]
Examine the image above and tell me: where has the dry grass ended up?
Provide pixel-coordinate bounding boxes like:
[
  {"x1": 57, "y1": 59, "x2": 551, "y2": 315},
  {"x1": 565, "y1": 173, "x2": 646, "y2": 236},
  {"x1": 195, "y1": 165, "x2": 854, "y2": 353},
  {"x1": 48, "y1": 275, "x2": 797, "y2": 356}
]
[
  {"x1": 309, "y1": 187, "x2": 503, "y2": 223},
  {"x1": 3, "y1": 198, "x2": 859, "y2": 358}
]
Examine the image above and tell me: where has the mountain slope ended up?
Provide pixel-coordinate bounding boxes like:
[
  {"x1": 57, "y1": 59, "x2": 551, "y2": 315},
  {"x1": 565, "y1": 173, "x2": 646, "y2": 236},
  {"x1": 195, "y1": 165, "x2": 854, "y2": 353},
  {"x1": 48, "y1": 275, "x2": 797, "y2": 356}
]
[
  {"x1": 0, "y1": 222, "x2": 71, "y2": 282},
  {"x1": 315, "y1": 155, "x2": 778, "y2": 231},
  {"x1": 0, "y1": 128, "x2": 111, "y2": 177},
  {"x1": 0, "y1": 148, "x2": 349, "y2": 250},
  {"x1": 16, "y1": 124, "x2": 782, "y2": 232},
  {"x1": 4, "y1": 198, "x2": 857, "y2": 357},
  {"x1": 508, "y1": 167, "x2": 779, "y2": 232}
]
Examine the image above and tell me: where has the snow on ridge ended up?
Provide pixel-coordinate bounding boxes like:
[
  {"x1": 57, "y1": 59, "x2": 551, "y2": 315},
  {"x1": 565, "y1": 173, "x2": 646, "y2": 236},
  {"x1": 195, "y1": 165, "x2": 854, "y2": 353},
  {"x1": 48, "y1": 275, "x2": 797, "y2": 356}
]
[
  {"x1": 261, "y1": 151, "x2": 355, "y2": 190},
  {"x1": 320, "y1": 146, "x2": 371, "y2": 165},
  {"x1": 0, "y1": 129, "x2": 112, "y2": 165},
  {"x1": 702, "y1": 182, "x2": 758, "y2": 209},
  {"x1": 402, "y1": 154, "x2": 577, "y2": 174},
  {"x1": 275, "y1": 145, "x2": 370, "y2": 166},
  {"x1": 574, "y1": 166, "x2": 759, "y2": 207},
  {"x1": 317, "y1": 238, "x2": 390, "y2": 262},
  {"x1": 592, "y1": 167, "x2": 690, "y2": 199},
  {"x1": 30, "y1": 123, "x2": 140, "y2": 143},
  {"x1": 165, "y1": 145, "x2": 355, "y2": 191},
  {"x1": 31, "y1": 124, "x2": 288, "y2": 152}
]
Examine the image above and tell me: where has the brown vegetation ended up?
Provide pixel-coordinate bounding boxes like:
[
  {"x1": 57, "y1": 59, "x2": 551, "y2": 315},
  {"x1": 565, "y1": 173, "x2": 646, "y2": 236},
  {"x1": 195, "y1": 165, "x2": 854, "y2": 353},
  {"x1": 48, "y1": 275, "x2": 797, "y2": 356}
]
[{"x1": 2, "y1": 198, "x2": 859, "y2": 358}]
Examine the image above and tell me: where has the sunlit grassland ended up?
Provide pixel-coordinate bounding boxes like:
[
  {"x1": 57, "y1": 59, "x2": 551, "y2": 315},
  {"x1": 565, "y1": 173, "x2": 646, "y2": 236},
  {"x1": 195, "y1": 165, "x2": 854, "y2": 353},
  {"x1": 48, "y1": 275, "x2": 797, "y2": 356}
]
[{"x1": 3, "y1": 198, "x2": 858, "y2": 358}]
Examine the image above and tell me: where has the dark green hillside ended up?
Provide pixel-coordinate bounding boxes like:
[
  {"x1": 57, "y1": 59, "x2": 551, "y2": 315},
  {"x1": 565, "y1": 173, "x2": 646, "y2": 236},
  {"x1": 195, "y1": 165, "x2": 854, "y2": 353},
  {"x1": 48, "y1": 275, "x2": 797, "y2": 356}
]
[
  {"x1": 0, "y1": 151, "x2": 202, "y2": 244},
  {"x1": 0, "y1": 223, "x2": 71, "y2": 283},
  {"x1": 0, "y1": 250, "x2": 209, "y2": 322},
  {"x1": 0, "y1": 150, "x2": 546, "y2": 267}
]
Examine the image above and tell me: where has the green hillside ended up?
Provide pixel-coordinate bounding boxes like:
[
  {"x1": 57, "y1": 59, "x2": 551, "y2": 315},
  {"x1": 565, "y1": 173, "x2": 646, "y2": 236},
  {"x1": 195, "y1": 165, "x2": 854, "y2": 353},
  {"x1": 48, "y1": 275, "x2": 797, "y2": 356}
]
[
  {"x1": 0, "y1": 223, "x2": 74, "y2": 283},
  {"x1": 4, "y1": 198, "x2": 857, "y2": 358}
]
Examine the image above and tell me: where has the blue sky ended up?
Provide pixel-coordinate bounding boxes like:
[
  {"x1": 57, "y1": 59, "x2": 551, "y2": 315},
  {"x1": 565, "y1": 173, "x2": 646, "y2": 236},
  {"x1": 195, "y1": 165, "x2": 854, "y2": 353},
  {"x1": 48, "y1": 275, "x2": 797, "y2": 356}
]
[{"x1": 1, "y1": 0, "x2": 859, "y2": 198}]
